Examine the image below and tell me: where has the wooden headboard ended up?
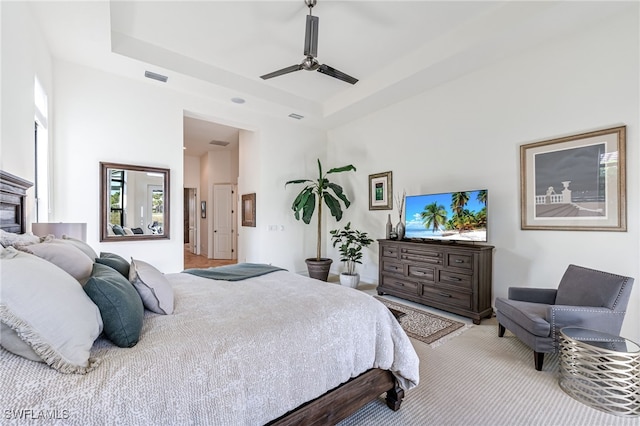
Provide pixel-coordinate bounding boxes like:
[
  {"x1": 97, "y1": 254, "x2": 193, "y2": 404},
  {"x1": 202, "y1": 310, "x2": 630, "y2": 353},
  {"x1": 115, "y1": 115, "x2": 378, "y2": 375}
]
[{"x1": 0, "y1": 170, "x2": 34, "y2": 234}]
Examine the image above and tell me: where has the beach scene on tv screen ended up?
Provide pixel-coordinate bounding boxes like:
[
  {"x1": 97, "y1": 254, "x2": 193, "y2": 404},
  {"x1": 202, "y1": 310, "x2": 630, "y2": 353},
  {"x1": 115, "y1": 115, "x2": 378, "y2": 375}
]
[{"x1": 405, "y1": 190, "x2": 487, "y2": 241}]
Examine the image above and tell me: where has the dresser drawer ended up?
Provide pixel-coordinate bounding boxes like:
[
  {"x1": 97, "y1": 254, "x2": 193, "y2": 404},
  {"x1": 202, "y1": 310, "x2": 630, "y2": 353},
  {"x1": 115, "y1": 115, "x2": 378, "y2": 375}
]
[
  {"x1": 381, "y1": 276, "x2": 419, "y2": 296},
  {"x1": 381, "y1": 260, "x2": 403, "y2": 275},
  {"x1": 380, "y1": 245, "x2": 399, "y2": 260},
  {"x1": 446, "y1": 252, "x2": 473, "y2": 271},
  {"x1": 421, "y1": 285, "x2": 472, "y2": 309},
  {"x1": 438, "y1": 270, "x2": 473, "y2": 289},
  {"x1": 407, "y1": 264, "x2": 436, "y2": 283},
  {"x1": 400, "y1": 247, "x2": 443, "y2": 265}
]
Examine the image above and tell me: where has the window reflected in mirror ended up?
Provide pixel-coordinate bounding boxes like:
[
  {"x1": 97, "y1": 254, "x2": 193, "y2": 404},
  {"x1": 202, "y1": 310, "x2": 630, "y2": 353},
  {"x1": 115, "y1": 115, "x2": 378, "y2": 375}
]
[{"x1": 100, "y1": 162, "x2": 170, "y2": 241}]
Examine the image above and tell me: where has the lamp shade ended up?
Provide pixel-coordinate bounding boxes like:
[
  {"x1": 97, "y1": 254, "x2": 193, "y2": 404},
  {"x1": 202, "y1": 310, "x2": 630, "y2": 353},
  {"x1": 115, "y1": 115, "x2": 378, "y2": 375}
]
[{"x1": 32, "y1": 223, "x2": 87, "y2": 242}]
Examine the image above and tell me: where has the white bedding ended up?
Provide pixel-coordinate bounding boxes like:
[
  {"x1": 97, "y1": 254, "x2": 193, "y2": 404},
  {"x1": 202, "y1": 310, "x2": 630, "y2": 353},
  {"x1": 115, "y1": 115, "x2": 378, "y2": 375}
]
[{"x1": 0, "y1": 270, "x2": 419, "y2": 425}]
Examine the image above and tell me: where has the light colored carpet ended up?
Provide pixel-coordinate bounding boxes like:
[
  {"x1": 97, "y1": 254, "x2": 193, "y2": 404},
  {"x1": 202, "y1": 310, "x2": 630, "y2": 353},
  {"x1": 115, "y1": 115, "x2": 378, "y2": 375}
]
[
  {"x1": 340, "y1": 294, "x2": 639, "y2": 426},
  {"x1": 375, "y1": 296, "x2": 467, "y2": 345}
]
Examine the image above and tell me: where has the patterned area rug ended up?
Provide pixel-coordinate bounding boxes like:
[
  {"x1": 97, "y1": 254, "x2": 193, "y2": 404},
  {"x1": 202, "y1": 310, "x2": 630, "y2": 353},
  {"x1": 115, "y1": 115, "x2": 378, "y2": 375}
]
[{"x1": 375, "y1": 296, "x2": 466, "y2": 346}]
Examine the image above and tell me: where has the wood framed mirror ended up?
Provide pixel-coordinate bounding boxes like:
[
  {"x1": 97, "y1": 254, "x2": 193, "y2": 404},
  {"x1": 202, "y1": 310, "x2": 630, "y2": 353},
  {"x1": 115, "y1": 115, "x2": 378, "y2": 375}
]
[{"x1": 100, "y1": 162, "x2": 170, "y2": 242}]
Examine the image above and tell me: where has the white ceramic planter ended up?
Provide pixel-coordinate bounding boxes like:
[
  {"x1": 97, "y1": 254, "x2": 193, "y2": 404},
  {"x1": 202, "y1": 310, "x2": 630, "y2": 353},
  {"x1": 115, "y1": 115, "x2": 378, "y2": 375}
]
[{"x1": 340, "y1": 272, "x2": 360, "y2": 288}]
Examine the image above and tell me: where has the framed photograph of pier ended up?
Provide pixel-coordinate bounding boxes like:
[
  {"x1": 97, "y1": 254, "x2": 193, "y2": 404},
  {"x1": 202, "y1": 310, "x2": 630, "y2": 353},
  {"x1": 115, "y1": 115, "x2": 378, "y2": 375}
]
[
  {"x1": 520, "y1": 125, "x2": 626, "y2": 231},
  {"x1": 369, "y1": 171, "x2": 393, "y2": 210}
]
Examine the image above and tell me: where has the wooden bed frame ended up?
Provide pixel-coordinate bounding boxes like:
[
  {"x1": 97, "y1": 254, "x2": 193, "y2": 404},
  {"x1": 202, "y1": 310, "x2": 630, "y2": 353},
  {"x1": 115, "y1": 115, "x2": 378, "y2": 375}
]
[
  {"x1": 0, "y1": 169, "x2": 405, "y2": 424},
  {"x1": 0, "y1": 170, "x2": 33, "y2": 234}
]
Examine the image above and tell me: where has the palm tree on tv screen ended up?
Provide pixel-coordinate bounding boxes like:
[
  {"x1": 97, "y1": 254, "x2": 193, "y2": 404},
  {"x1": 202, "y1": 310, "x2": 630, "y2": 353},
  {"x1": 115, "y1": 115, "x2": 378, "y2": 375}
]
[
  {"x1": 451, "y1": 192, "x2": 470, "y2": 216},
  {"x1": 421, "y1": 202, "x2": 448, "y2": 233},
  {"x1": 477, "y1": 190, "x2": 487, "y2": 205},
  {"x1": 450, "y1": 192, "x2": 470, "y2": 232}
]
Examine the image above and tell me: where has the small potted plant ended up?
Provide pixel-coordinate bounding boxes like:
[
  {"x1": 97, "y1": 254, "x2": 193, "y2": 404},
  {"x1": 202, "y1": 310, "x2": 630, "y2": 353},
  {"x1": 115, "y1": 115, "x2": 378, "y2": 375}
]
[{"x1": 330, "y1": 222, "x2": 374, "y2": 288}]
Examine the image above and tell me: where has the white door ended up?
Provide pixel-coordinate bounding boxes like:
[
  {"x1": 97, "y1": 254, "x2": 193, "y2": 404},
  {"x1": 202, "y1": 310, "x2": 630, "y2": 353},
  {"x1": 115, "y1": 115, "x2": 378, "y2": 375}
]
[
  {"x1": 187, "y1": 188, "x2": 197, "y2": 254},
  {"x1": 213, "y1": 184, "x2": 233, "y2": 259}
]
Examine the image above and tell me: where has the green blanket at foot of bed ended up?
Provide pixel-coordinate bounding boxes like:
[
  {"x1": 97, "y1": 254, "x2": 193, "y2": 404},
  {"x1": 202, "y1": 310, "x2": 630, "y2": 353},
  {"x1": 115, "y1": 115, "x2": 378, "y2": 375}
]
[{"x1": 182, "y1": 263, "x2": 286, "y2": 281}]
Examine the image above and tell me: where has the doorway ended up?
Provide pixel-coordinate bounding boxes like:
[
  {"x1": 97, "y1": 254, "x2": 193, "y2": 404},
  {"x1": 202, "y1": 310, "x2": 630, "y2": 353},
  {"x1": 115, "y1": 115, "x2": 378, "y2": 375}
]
[
  {"x1": 184, "y1": 188, "x2": 197, "y2": 254},
  {"x1": 212, "y1": 184, "x2": 236, "y2": 260}
]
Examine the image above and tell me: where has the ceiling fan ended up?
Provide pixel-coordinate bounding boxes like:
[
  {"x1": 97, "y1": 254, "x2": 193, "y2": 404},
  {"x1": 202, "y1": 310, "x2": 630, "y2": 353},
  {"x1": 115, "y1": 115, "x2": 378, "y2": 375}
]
[{"x1": 260, "y1": 0, "x2": 358, "y2": 85}]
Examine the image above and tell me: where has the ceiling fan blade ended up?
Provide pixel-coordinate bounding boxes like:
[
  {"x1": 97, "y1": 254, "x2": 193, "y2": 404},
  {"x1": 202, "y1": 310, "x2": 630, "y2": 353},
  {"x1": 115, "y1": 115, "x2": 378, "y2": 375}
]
[
  {"x1": 317, "y1": 64, "x2": 358, "y2": 85},
  {"x1": 260, "y1": 65, "x2": 303, "y2": 80},
  {"x1": 304, "y1": 15, "x2": 319, "y2": 57}
]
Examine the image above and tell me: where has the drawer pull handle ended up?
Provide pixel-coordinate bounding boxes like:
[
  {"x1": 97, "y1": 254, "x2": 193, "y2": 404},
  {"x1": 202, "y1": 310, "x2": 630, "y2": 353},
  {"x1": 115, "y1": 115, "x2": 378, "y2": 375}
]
[
  {"x1": 438, "y1": 292, "x2": 452, "y2": 298},
  {"x1": 447, "y1": 277, "x2": 462, "y2": 282},
  {"x1": 454, "y1": 259, "x2": 464, "y2": 263}
]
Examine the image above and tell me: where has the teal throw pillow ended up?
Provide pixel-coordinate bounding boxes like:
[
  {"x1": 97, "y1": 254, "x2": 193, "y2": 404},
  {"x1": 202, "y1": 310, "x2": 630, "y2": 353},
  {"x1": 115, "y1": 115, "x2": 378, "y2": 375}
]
[
  {"x1": 112, "y1": 225, "x2": 125, "y2": 236},
  {"x1": 84, "y1": 263, "x2": 144, "y2": 348},
  {"x1": 98, "y1": 252, "x2": 130, "y2": 277}
]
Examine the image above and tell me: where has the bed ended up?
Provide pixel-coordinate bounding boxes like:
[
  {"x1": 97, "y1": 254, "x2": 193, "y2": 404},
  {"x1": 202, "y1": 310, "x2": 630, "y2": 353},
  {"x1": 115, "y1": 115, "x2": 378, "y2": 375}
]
[{"x1": 0, "y1": 170, "x2": 420, "y2": 425}]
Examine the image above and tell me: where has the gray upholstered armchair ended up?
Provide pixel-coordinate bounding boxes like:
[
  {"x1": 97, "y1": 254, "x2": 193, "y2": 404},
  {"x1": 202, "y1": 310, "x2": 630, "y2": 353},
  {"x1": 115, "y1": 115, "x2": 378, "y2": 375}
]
[{"x1": 495, "y1": 264, "x2": 634, "y2": 371}]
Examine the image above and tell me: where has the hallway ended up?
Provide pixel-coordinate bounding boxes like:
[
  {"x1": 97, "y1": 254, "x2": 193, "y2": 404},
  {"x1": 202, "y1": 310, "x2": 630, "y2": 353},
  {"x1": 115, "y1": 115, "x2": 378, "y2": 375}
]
[{"x1": 184, "y1": 245, "x2": 237, "y2": 269}]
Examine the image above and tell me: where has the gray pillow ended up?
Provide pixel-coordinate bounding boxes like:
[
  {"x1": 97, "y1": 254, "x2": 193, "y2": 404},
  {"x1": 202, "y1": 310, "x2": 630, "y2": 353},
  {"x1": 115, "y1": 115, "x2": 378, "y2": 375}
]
[
  {"x1": 84, "y1": 263, "x2": 144, "y2": 348},
  {"x1": 61, "y1": 235, "x2": 98, "y2": 260},
  {"x1": 0, "y1": 323, "x2": 42, "y2": 362},
  {"x1": 0, "y1": 247, "x2": 103, "y2": 373},
  {"x1": 17, "y1": 241, "x2": 93, "y2": 283},
  {"x1": 129, "y1": 258, "x2": 174, "y2": 315}
]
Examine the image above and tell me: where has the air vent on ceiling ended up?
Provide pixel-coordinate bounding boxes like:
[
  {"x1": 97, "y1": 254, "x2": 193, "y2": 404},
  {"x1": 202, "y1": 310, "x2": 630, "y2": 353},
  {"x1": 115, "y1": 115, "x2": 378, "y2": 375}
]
[
  {"x1": 209, "y1": 140, "x2": 230, "y2": 147},
  {"x1": 288, "y1": 113, "x2": 304, "y2": 120},
  {"x1": 144, "y1": 71, "x2": 168, "y2": 83}
]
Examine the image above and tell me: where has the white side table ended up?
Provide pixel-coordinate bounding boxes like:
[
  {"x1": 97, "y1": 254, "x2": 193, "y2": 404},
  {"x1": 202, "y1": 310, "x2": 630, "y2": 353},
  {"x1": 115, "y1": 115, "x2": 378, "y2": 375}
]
[{"x1": 559, "y1": 327, "x2": 640, "y2": 418}]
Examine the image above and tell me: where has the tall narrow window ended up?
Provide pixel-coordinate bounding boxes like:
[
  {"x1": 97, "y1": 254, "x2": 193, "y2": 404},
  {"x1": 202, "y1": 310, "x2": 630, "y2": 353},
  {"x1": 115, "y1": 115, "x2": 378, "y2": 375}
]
[{"x1": 34, "y1": 77, "x2": 49, "y2": 222}]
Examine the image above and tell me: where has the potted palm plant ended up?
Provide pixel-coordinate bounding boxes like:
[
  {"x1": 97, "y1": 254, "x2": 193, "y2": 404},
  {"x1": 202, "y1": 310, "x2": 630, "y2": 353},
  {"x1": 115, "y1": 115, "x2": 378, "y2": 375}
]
[
  {"x1": 285, "y1": 159, "x2": 356, "y2": 281},
  {"x1": 330, "y1": 222, "x2": 373, "y2": 288}
]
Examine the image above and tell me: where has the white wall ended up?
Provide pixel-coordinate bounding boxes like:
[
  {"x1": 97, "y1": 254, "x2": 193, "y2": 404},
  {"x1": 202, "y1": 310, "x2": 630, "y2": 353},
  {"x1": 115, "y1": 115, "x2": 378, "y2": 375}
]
[
  {"x1": 183, "y1": 155, "x2": 200, "y2": 188},
  {"x1": 47, "y1": 57, "x2": 325, "y2": 273},
  {"x1": 0, "y1": 1, "x2": 52, "y2": 222},
  {"x1": 327, "y1": 11, "x2": 640, "y2": 341}
]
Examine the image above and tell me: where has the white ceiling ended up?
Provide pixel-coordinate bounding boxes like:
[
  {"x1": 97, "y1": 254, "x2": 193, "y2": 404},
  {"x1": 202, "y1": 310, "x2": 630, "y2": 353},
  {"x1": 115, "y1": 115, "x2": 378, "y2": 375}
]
[{"x1": 27, "y1": 1, "x2": 633, "y2": 155}]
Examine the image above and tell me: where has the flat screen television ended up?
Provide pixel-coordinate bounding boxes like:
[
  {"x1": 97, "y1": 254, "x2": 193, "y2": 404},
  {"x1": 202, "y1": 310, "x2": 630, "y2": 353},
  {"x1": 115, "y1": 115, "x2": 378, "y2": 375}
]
[{"x1": 404, "y1": 189, "x2": 488, "y2": 242}]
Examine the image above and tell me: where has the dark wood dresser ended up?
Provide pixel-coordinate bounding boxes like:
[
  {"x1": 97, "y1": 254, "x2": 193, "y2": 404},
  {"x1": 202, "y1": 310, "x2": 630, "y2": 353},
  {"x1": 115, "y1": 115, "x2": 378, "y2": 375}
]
[{"x1": 377, "y1": 239, "x2": 494, "y2": 324}]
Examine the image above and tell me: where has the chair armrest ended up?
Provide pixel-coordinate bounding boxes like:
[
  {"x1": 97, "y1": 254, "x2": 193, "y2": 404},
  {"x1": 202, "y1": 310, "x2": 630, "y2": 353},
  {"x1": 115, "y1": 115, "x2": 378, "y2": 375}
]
[
  {"x1": 547, "y1": 305, "x2": 626, "y2": 336},
  {"x1": 508, "y1": 287, "x2": 557, "y2": 304}
]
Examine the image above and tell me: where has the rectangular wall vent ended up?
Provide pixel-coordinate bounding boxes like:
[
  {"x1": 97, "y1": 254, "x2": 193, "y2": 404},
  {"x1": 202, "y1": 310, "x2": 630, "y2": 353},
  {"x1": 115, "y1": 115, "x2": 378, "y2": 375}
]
[
  {"x1": 209, "y1": 140, "x2": 230, "y2": 147},
  {"x1": 144, "y1": 71, "x2": 168, "y2": 83}
]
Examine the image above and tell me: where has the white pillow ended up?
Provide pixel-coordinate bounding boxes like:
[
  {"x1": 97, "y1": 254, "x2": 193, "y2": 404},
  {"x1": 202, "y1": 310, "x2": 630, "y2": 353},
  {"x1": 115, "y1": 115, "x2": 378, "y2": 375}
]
[
  {"x1": 129, "y1": 258, "x2": 174, "y2": 315},
  {"x1": 0, "y1": 247, "x2": 103, "y2": 373},
  {"x1": 17, "y1": 240, "x2": 93, "y2": 283}
]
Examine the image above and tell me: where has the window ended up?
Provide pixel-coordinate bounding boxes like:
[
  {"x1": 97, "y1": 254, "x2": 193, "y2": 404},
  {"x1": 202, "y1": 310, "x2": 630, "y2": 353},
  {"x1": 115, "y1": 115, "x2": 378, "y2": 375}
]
[{"x1": 34, "y1": 77, "x2": 49, "y2": 222}]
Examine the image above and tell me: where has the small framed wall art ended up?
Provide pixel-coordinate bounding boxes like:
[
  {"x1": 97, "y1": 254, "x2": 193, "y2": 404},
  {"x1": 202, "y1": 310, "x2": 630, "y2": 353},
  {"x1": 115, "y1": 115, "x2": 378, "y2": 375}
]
[
  {"x1": 201, "y1": 201, "x2": 206, "y2": 219},
  {"x1": 242, "y1": 193, "x2": 256, "y2": 227},
  {"x1": 369, "y1": 171, "x2": 393, "y2": 210},
  {"x1": 520, "y1": 125, "x2": 626, "y2": 231}
]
